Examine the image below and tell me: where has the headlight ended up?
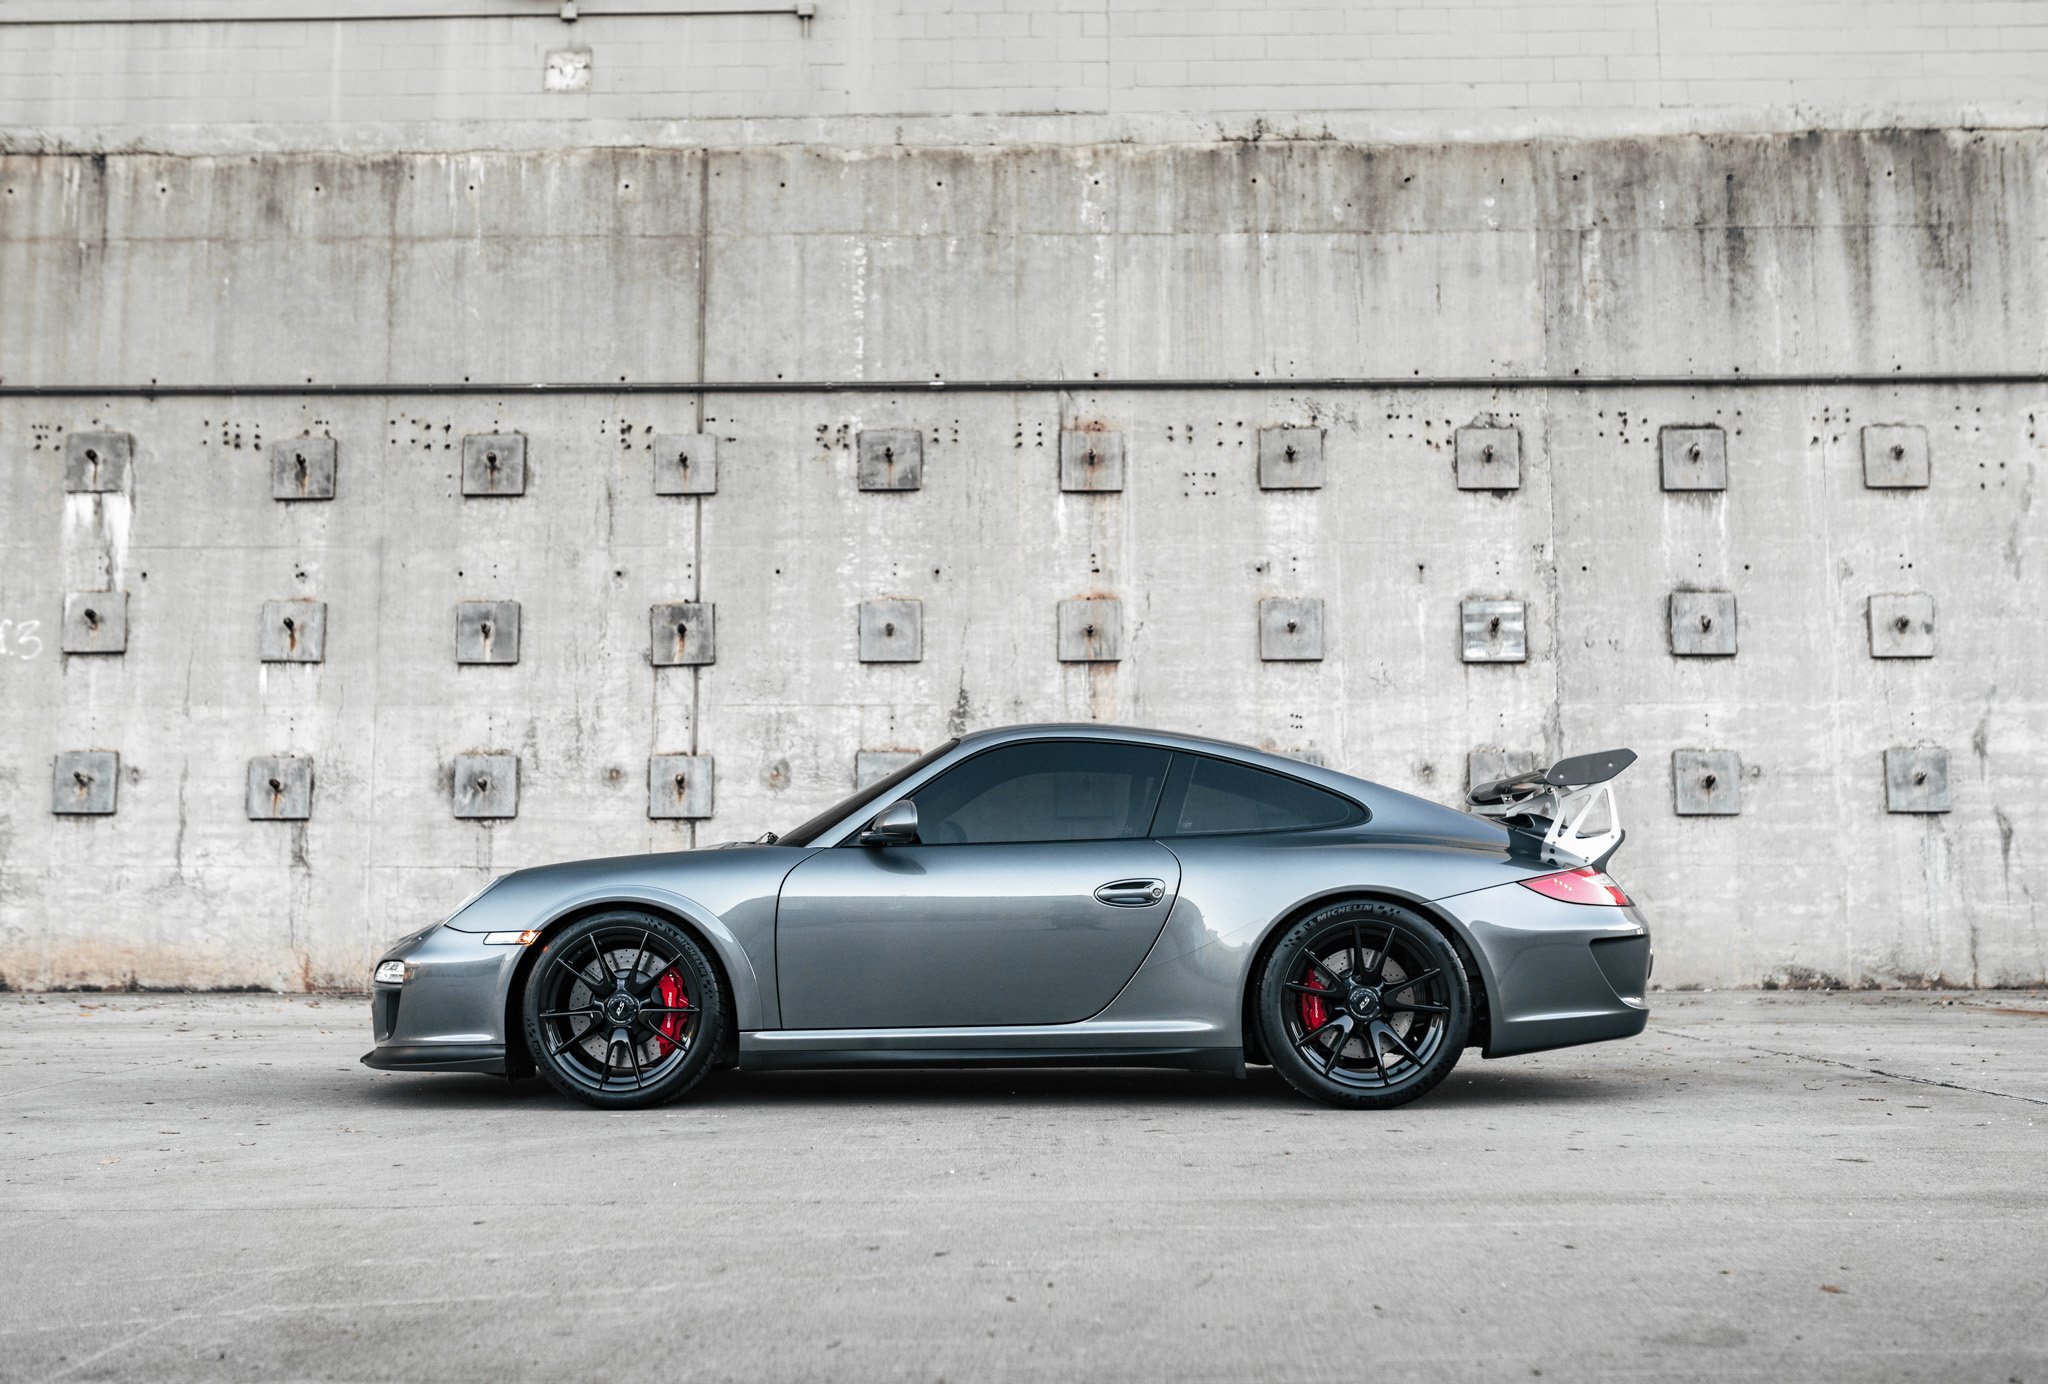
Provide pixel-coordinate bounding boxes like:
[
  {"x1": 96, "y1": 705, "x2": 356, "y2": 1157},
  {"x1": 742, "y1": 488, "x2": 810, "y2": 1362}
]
[
  {"x1": 482, "y1": 930, "x2": 540, "y2": 946},
  {"x1": 373, "y1": 960, "x2": 411, "y2": 985}
]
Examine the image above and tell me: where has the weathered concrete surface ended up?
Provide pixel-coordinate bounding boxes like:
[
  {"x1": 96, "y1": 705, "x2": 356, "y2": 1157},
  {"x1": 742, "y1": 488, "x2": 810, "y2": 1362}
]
[
  {"x1": 1, "y1": 132, "x2": 2045, "y2": 991},
  {"x1": 2, "y1": 0, "x2": 2045, "y2": 156},
  {"x1": 3, "y1": 134, "x2": 2045, "y2": 384},
  {"x1": 0, "y1": 991, "x2": 2042, "y2": 1382}
]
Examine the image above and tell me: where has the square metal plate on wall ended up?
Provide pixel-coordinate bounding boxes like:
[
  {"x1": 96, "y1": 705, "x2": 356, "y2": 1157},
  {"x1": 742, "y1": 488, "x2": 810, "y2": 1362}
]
[
  {"x1": 649, "y1": 602, "x2": 716, "y2": 666},
  {"x1": 461, "y1": 433, "x2": 527, "y2": 496},
  {"x1": 1258, "y1": 426, "x2": 1324, "y2": 490},
  {"x1": 654, "y1": 433, "x2": 718, "y2": 495},
  {"x1": 63, "y1": 432, "x2": 133, "y2": 493},
  {"x1": 1867, "y1": 592, "x2": 1935, "y2": 658},
  {"x1": 648, "y1": 754, "x2": 715, "y2": 819},
  {"x1": 544, "y1": 47, "x2": 592, "y2": 92},
  {"x1": 1460, "y1": 599, "x2": 1527, "y2": 662},
  {"x1": 1258, "y1": 597, "x2": 1324, "y2": 661},
  {"x1": 1056, "y1": 598, "x2": 1122, "y2": 662},
  {"x1": 455, "y1": 601, "x2": 521, "y2": 665},
  {"x1": 259, "y1": 600, "x2": 327, "y2": 663},
  {"x1": 1467, "y1": 748, "x2": 1540, "y2": 797},
  {"x1": 1059, "y1": 430, "x2": 1126, "y2": 492},
  {"x1": 1659, "y1": 426, "x2": 1727, "y2": 491},
  {"x1": 857, "y1": 429, "x2": 923, "y2": 491},
  {"x1": 246, "y1": 755, "x2": 314, "y2": 821},
  {"x1": 62, "y1": 591, "x2": 128, "y2": 654},
  {"x1": 858, "y1": 599, "x2": 923, "y2": 662},
  {"x1": 1672, "y1": 749, "x2": 1742, "y2": 815},
  {"x1": 1862, "y1": 424, "x2": 1930, "y2": 488},
  {"x1": 270, "y1": 437, "x2": 337, "y2": 500},
  {"x1": 1668, "y1": 590, "x2": 1737, "y2": 656},
  {"x1": 1455, "y1": 426, "x2": 1521, "y2": 490},
  {"x1": 452, "y1": 754, "x2": 519, "y2": 819},
  {"x1": 51, "y1": 750, "x2": 119, "y2": 815},
  {"x1": 856, "y1": 749, "x2": 922, "y2": 789},
  {"x1": 1884, "y1": 746, "x2": 1951, "y2": 813}
]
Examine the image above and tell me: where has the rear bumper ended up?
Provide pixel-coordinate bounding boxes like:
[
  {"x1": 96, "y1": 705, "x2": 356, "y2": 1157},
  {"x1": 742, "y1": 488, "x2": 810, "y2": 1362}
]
[
  {"x1": 1475, "y1": 1001, "x2": 1647, "y2": 1059},
  {"x1": 1434, "y1": 882, "x2": 1652, "y2": 1059}
]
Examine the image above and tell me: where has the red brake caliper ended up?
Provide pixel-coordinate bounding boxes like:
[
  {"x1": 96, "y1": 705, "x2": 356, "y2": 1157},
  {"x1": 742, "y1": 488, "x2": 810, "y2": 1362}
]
[
  {"x1": 653, "y1": 969, "x2": 689, "y2": 1056},
  {"x1": 1299, "y1": 969, "x2": 1328, "y2": 1032}
]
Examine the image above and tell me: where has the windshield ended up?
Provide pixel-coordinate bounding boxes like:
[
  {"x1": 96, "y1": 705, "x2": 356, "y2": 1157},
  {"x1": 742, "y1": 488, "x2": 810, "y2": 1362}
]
[{"x1": 776, "y1": 739, "x2": 959, "y2": 847}]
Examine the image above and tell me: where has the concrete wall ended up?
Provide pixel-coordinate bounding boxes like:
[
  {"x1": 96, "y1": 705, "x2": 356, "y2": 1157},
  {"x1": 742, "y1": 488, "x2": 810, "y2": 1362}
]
[
  {"x1": 3, "y1": 0, "x2": 2045, "y2": 154},
  {"x1": 2, "y1": 132, "x2": 2043, "y2": 993}
]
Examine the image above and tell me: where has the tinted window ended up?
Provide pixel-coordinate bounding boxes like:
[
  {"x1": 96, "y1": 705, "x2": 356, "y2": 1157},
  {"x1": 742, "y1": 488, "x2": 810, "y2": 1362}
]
[
  {"x1": 1155, "y1": 755, "x2": 1364, "y2": 836},
  {"x1": 911, "y1": 741, "x2": 1171, "y2": 845}
]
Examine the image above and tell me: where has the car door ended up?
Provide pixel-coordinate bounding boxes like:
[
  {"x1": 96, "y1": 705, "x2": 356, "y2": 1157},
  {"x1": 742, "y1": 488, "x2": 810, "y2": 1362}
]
[{"x1": 775, "y1": 739, "x2": 1182, "y2": 1029}]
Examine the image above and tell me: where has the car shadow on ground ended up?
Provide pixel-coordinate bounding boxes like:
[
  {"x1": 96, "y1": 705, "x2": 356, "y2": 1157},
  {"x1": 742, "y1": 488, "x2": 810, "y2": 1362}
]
[{"x1": 354, "y1": 1061, "x2": 1638, "y2": 1112}]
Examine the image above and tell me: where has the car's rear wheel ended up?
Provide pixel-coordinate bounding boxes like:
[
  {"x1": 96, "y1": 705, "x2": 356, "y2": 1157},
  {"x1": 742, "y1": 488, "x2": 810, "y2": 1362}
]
[
  {"x1": 1258, "y1": 900, "x2": 1471, "y2": 1109},
  {"x1": 521, "y1": 911, "x2": 725, "y2": 1110}
]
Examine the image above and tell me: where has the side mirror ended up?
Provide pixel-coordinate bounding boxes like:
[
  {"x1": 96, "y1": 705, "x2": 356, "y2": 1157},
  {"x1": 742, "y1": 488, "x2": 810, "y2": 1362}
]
[{"x1": 859, "y1": 799, "x2": 920, "y2": 847}]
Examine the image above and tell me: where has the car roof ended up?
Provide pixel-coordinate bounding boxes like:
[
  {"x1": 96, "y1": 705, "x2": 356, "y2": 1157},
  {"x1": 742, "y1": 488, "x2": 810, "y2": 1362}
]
[
  {"x1": 795, "y1": 721, "x2": 1497, "y2": 849},
  {"x1": 955, "y1": 722, "x2": 1368, "y2": 794}
]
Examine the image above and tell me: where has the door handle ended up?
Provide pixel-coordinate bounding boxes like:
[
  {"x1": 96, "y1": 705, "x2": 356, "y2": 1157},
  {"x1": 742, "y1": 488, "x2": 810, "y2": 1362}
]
[{"x1": 1094, "y1": 878, "x2": 1167, "y2": 908}]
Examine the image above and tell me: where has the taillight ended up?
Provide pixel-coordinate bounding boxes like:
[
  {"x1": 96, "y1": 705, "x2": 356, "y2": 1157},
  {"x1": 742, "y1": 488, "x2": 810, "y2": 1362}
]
[{"x1": 1519, "y1": 866, "x2": 1631, "y2": 906}]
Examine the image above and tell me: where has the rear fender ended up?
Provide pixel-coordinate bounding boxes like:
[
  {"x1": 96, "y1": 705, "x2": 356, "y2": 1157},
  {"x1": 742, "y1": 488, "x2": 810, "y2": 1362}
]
[{"x1": 1238, "y1": 887, "x2": 1501, "y2": 1056}]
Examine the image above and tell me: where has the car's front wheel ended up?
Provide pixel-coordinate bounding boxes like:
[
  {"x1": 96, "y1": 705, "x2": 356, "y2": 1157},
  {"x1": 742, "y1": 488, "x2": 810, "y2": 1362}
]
[
  {"x1": 521, "y1": 911, "x2": 725, "y2": 1110},
  {"x1": 1258, "y1": 900, "x2": 1471, "y2": 1109}
]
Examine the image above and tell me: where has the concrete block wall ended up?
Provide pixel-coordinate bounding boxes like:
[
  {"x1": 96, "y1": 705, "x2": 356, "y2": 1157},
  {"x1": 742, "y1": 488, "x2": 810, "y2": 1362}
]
[
  {"x1": 1, "y1": 131, "x2": 2043, "y2": 992},
  {"x1": 1, "y1": 0, "x2": 2044, "y2": 152}
]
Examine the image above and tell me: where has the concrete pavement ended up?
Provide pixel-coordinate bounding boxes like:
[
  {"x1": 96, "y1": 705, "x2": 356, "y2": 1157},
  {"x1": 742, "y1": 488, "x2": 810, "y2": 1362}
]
[{"x1": 1, "y1": 990, "x2": 2043, "y2": 1382}]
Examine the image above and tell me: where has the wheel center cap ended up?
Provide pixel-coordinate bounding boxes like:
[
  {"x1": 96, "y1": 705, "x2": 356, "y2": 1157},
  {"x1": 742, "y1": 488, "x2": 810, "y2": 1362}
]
[
  {"x1": 604, "y1": 995, "x2": 637, "y2": 1024},
  {"x1": 1349, "y1": 989, "x2": 1380, "y2": 1020}
]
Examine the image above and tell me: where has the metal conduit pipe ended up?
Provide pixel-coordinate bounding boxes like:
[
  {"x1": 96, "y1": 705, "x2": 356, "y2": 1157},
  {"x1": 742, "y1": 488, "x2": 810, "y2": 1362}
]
[
  {"x1": 0, "y1": 372, "x2": 2043, "y2": 397},
  {"x1": 0, "y1": 2, "x2": 813, "y2": 27}
]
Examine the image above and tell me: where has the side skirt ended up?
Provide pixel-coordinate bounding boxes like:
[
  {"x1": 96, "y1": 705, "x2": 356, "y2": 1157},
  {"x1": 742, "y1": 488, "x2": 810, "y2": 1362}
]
[{"x1": 739, "y1": 1043, "x2": 1243, "y2": 1075}]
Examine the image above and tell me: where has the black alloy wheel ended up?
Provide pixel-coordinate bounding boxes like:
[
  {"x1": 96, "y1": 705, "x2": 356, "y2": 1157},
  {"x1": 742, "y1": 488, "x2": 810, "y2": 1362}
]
[
  {"x1": 1259, "y1": 900, "x2": 1471, "y2": 1109},
  {"x1": 521, "y1": 911, "x2": 725, "y2": 1110}
]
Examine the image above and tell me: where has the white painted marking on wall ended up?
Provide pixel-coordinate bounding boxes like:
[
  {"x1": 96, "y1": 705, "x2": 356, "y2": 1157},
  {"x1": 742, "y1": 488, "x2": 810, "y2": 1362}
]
[{"x1": 0, "y1": 618, "x2": 44, "y2": 659}]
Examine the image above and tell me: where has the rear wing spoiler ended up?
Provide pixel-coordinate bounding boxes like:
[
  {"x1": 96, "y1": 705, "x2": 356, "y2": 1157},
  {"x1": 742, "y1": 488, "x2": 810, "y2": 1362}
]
[{"x1": 1467, "y1": 748, "x2": 1637, "y2": 868}]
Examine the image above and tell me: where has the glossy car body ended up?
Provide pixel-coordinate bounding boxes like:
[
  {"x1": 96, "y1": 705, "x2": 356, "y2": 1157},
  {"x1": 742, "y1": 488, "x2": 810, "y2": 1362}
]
[{"x1": 364, "y1": 723, "x2": 1651, "y2": 1082}]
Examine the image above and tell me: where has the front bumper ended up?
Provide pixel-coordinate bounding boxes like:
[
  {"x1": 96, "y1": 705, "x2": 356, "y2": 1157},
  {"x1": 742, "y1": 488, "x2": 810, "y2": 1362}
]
[
  {"x1": 361, "y1": 923, "x2": 527, "y2": 1076},
  {"x1": 361, "y1": 1043, "x2": 508, "y2": 1074},
  {"x1": 1435, "y1": 881, "x2": 1652, "y2": 1059}
]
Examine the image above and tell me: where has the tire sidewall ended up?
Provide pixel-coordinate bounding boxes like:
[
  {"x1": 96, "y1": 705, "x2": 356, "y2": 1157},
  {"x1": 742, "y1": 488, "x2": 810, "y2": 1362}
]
[
  {"x1": 1258, "y1": 900, "x2": 1472, "y2": 1109},
  {"x1": 521, "y1": 911, "x2": 726, "y2": 1110}
]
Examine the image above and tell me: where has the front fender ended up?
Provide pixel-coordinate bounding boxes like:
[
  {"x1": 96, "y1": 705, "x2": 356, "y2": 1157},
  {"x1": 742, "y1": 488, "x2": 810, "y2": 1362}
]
[
  {"x1": 440, "y1": 846, "x2": 810, "y2": 1031},
  {"x1": 515, "y1": 884, "x2": 770, "y2": 1032}
]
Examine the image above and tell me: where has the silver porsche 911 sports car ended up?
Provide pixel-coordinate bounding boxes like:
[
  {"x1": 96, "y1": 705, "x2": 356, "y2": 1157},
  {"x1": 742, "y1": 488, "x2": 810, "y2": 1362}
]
[{"x1": 364, "y1": 724, "x2": 1650, "y2": 1110}]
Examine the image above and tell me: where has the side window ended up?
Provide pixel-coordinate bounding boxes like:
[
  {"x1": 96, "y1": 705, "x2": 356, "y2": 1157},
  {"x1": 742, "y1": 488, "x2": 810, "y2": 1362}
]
[
  {"x1": 911, "y1": 741, "x2": 1171, "y2": 845},
  {"x1": 1156, "y1": 755, "x2": 1365, "y2": 837}
]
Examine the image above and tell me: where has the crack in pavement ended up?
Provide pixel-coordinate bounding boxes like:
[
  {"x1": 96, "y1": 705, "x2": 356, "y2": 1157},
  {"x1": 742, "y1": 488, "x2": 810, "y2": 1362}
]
[
  {"x1": 0, "y1": 1055, "x2": 194, "y2": 1103},
  {"x1": 31, "y1": 1278, "x2": 250, "y2": 1384},
  {"x1": 1657, "y1": 1025, "x2": 2048, "y2": 1106}
]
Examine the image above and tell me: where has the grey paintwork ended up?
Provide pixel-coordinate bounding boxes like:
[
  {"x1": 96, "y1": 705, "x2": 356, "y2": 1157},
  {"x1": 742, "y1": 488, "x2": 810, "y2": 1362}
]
[
  {"x1": 364, "y1": 723, "x2": 1650, "y2": 1078},
  {"x1": 777, "y1": 839, "x2": 1181, "y2": 1028}
]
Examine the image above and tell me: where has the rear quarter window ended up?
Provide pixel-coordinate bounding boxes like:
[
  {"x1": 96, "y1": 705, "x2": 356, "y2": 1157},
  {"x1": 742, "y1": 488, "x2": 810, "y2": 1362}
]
[{"x1": 1154, "y1": 755, "x2": 1366, "y2": 837}]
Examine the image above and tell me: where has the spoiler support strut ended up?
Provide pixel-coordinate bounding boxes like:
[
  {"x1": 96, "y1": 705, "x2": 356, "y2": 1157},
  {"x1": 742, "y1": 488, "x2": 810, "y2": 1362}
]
[{"x1": 1468, "y1": 748, "x2": 1638, "y2": 867}]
